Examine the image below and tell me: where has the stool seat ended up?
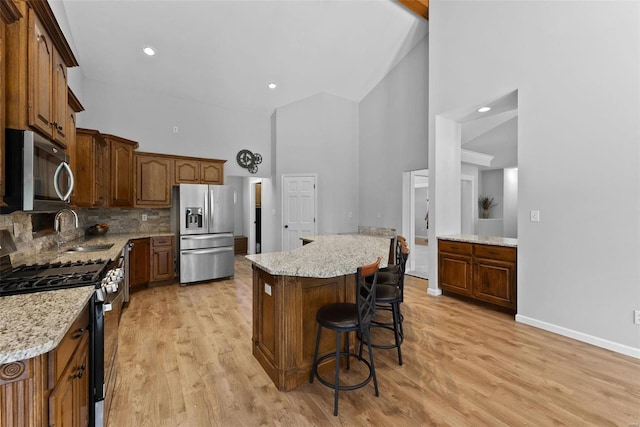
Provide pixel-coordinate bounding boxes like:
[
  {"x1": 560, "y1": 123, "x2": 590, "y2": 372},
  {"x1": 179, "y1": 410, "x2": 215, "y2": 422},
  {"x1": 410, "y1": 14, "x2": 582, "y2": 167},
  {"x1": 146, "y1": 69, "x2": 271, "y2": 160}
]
[
  {"x1": 376, "y1": 284, "x2": 401, "y2": 302},
  {"x1": 317, "y1": 303, "x2": 360, "y2": 329}
]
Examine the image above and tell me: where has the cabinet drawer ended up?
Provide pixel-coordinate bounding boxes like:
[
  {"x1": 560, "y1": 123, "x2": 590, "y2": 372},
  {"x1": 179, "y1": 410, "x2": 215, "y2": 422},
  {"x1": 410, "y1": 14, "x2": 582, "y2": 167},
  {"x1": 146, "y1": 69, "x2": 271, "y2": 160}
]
[
  {"x1": 152, "y1": 236, "x2": 174, "y2": 247},
  {"x1": 438, "y1": 240, "x2": 472, "y2": 255},
  {"x1": 474, "y1": 245, "x2": 516, "y2": 262},
  {"x1": 50, "y1": 302, "x2": 90, "y2": 386}
]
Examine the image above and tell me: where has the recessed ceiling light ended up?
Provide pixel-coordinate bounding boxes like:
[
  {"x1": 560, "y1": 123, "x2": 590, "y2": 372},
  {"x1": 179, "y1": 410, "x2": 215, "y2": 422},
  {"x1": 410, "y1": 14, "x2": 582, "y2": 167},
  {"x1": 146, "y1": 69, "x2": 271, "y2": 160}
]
[
  {"x1": 143, "y1": 46, "x2": 156, "y2": 56},
  {"x1": 267, "y1": 82, "x2": 277, "y2": 89},
  {"x1": 477, "y1": 106, "x2": 491, "y2": 113}
]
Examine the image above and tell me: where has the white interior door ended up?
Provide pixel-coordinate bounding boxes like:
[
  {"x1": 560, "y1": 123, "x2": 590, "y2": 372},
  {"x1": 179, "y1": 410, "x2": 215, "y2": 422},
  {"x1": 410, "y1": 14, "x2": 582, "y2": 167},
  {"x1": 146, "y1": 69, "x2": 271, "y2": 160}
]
[{"x1": 282, "y1": 175, "x2": 317, "y2": 251}]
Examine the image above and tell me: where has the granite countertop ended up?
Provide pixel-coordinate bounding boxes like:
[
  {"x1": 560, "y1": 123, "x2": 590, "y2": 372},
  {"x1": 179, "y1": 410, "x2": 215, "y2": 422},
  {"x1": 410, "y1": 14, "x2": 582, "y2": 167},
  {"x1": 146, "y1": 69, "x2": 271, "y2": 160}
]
[
  {"x1": 438, "y1": 234, "x2": 518, "y2": 248},
  {"x1": 246, "y1": 234, "x2": 389, "y2": 278},
  {"x1": 0, "y1": 232, "x2": 174, "y2": 365}
]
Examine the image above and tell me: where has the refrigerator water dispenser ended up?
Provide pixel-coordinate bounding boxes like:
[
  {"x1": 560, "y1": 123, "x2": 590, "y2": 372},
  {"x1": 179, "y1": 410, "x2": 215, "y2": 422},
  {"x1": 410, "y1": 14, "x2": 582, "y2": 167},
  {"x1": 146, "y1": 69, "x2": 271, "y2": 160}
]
[{"x1": 185, "y1": 207, "x2": 203, "y2": 229}]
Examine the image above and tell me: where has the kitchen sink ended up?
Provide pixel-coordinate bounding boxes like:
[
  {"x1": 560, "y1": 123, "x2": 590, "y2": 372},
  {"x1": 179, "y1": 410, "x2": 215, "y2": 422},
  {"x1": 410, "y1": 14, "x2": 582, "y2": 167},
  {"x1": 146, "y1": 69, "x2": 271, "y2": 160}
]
[{"x1": 65, "y1": 243, "x2": 114, "y2": 252}]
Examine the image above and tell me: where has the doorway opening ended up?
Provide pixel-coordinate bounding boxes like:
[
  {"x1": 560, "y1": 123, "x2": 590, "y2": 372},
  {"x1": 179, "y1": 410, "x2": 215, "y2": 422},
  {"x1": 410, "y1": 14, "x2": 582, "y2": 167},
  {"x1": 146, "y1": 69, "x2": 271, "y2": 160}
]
[{"x1": 403, "y1": 169, "x2": 429, "y2": 279}]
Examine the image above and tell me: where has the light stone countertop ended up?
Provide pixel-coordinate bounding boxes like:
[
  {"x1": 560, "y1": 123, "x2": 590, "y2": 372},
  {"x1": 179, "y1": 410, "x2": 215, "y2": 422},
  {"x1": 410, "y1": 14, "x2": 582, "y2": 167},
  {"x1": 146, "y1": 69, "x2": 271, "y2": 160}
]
[
  {"x1": 1, "y1": 232, "x2": 174, "y2": 365},
  {"x1": 245, "y1": 234, "x2": 389, "y2": 278},
  {"x1": 438, "y1": 234, "x2": 518, "y2": 248}
]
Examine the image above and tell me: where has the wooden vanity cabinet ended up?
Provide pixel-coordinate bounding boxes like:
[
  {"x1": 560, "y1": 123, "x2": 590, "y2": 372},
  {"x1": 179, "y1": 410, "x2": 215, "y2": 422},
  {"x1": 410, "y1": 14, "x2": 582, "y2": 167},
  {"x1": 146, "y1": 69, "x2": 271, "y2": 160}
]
[
  {"x1": 74, "y1": 128, "x2": 107, "y2": 207},
  {"x1": 151, "y1": 236, "x2": 175, "y2": 282},
  {"x1": 104, "y1": 134, "x2": 138, "y2": 208},
  {"x1": 135, "y1": 153, "x2": 173, "y2": 208},
  {"x1": 438, "y1": 239, "x2": 517, "y2": 312},
  {"x1": 129, "y1": 238, "x2": 151, "y2": 288}
]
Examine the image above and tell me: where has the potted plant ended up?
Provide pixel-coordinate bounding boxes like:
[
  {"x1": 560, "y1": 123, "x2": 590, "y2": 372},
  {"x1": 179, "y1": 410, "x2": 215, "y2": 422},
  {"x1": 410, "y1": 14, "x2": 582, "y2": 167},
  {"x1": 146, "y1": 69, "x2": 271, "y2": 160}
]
[{"x1": 478, "y1": 195, "x2": 497, "y2": 219}]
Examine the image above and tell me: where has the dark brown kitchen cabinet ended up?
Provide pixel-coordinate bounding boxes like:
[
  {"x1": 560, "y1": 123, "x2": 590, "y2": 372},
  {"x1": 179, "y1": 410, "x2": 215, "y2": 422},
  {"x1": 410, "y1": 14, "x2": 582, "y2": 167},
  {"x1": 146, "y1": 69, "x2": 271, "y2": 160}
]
[
  {"x1": 135, "y1": 153, "x2": 173, "y2": 208},
  {"x1": 151, "y1": 236, "x2": 175, "y2": 282},
  {"x1": 74, "y1": 128, "x2": 107, "y2": 207},
  {"x1": 104, "y1": 134, "x2": 138, "y2": 208},
  {"x1": 438, "y1": 239, "x2": 517, "y2": 313},
  {"x1": 5, "y1": 1, "x2": 78, "y2": 145},
  {"x1": 129, "y1": 238, "x2": 151, "y2": 288},
  {"x1": 49, "y1": 333, "x2": 89, "y2": 427}
]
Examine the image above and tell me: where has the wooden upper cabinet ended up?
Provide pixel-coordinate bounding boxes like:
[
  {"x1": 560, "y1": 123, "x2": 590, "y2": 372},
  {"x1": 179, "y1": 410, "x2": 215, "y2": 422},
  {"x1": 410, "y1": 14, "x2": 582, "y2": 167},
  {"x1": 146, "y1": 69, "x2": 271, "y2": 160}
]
[
  {"x1": 52, "y1": 48, "x2": 68, "y2": 145},
  {"x1": 201, "y1": 160, "x2": 223, "y2": 184},
  {"x1": 29, "y1": 9, "x2": 54, "y2": 139},
  {"x1": 66, "y1": 89, "x2": 84, "y2": 202},
  {"x1": 174, "y1": 159, "x2": 200, "y2": 184},
  {"x1": 175, "y1": 158, "x2": 225, "y2": 185},
  {"x1": 135, "y1": 153, "x2": 173, "y2": 208},
  {"x1": 5, "y1": 1, "x2": 77, "y2": 145},
  {"x1": 104, "y1": 134, "x2": 138, "y2": 208},
  {"x1": 74, "y1": 128, "x2": 107, "y2": 207}
]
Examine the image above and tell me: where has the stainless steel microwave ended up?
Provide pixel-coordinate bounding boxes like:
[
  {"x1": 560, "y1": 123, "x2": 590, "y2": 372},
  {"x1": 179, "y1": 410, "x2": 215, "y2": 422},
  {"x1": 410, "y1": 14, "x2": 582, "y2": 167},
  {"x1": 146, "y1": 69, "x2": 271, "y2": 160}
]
[{"x1": 2, "y1": 129, "x2": 75, "y2": 213}]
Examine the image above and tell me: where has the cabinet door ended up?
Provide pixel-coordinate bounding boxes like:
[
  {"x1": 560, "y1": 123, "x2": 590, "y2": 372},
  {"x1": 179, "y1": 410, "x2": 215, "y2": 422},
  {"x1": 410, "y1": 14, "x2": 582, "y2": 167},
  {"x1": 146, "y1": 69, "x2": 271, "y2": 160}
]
[
  {"x1": 174, "y1": 159, "x2": 200, "y2": 184},
  {"x1": 130, "y1": 238, "x2": 150, "y2": 288},
  {"x1": 151, "y1": 246, "x2": 174, "y2": 281},
  {"x1": 66, "y1": 109, "x2": 77, "y2": 199},
  {"x1": 135, "y1": 154, "x2": 173, "y2": 207},
  {"x1": 28, "y1": 10, "x2": 53, "y2": 139},
  {"x1": 438, "y1": 240, "x2": 473, "y2": 296},
  {"x1": 200, "y1": 161, "x2": 223, "y2": 184},
  {"x1": 93, "y1": 141, "x2": 106, "y2": 207},
  {"x1": 52, "y1": 49, "x2": 68, "y2": 146},
  {"x1": 438, "y1": 252, "x2": 473, "y2": 296},
  {"x1": 109, "y1": 140, "x2": 135, "y2": 207},
  {"x1": 49, "y1": 333, "x2": 89, "y2": 427},
  {"x1": 473, "y1": 258, "x2": 516, "y2": 310}
]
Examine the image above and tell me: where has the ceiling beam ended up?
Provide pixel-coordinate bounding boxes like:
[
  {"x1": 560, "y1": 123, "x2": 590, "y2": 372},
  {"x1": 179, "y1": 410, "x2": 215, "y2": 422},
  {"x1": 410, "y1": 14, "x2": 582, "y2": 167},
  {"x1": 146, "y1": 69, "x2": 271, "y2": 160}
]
[{"x1": 398, "y1": 0, "x2": 429, "y2": 20}]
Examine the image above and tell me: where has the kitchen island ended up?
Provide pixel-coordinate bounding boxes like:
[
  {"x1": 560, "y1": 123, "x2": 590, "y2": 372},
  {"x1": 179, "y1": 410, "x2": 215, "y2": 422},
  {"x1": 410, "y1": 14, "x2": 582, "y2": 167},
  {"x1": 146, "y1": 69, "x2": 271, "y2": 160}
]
[{"x1": 245, "y1": 235, "x2": 389, "y2": 391}]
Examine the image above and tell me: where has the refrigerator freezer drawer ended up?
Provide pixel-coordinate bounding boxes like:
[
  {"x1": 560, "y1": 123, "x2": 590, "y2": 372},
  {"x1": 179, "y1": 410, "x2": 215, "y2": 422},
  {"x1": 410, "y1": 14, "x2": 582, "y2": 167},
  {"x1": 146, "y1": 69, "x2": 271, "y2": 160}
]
[
  {"x1": 180, "y1": 246, "x2": 234, "y2": 284},
  {"x1": 180, "y1": 233, "x2": 234, "y2": 250}
]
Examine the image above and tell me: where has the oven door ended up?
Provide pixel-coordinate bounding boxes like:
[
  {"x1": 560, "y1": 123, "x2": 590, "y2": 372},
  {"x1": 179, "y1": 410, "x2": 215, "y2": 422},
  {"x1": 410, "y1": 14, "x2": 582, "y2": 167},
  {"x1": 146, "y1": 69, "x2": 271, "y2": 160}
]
[{"x1": 103, "y1": 285, "x2": 123, "y2": 420}]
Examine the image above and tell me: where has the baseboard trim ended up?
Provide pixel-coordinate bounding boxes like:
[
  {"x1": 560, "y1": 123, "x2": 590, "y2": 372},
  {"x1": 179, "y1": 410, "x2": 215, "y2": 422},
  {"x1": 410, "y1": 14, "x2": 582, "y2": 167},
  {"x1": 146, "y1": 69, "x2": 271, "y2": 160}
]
[
  {"x1": 515, "y1": 314, "x2": 640, "y2": 359},
  {"x1": 427, "y1": 287, "x2": 442, "y2": 296}
]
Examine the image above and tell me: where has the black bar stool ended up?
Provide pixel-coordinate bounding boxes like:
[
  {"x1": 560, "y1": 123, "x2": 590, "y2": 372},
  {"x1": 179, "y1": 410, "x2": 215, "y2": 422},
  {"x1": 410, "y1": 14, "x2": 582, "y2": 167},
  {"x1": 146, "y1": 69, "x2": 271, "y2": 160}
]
[
  {"x1": 309, "y1": 257, "x2": 381, "y2": 416},
  {"x1": 366, "y1": 238, "x2": 409, "y2": 365}
]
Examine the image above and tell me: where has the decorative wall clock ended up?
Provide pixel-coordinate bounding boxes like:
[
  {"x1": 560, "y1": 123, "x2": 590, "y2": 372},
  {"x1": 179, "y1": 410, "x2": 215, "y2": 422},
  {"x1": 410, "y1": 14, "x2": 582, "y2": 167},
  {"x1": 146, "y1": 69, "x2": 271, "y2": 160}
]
[{"x1": 236, "y1": 149, "x2": 262, "y2": 174}]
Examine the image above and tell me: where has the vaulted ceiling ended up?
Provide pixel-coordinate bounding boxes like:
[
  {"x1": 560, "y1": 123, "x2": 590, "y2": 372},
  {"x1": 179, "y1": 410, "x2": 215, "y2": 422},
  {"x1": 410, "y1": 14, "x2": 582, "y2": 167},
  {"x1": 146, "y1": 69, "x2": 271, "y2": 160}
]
[{"x1": 54, "y1": 0, "x2": 429, "y2": 115}]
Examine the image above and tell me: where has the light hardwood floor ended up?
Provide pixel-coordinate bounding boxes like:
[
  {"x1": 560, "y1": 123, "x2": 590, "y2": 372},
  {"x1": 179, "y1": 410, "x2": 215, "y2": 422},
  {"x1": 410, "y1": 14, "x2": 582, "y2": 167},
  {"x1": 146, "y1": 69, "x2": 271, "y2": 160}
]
[{"x1": 109, "y1": 257, "x2": 640, "y2": 426}]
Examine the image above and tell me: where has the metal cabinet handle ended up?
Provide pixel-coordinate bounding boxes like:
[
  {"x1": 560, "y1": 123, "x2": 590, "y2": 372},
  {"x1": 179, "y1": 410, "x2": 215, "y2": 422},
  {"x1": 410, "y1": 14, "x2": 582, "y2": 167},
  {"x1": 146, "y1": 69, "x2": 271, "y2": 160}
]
[
  {"x1": 284, "y1": 225, "x2": 288, "y2": 228},
  {"x1": 72, "y1": 328, "x2": 85, "y2": 339}
]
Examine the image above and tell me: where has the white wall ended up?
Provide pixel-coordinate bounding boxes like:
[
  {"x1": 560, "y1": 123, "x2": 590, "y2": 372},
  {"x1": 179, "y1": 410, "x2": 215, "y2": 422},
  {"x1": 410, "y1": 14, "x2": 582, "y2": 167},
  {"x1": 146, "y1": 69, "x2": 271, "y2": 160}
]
[
  {"x1": 503, "y1": 168, "x2": 518, "y2": 238},
  {"x1": 79, "y1": 79, "x2": 272, "y2": 178},
  {"x1": 430, "y1": 0, "x2": 640, "y2": 355},
  {"x1": 359, "y1": 35, "x2": 429, "y2": 235},
  {"x1": 272, "y1": 93, "x2": 360, "y2": 250}
]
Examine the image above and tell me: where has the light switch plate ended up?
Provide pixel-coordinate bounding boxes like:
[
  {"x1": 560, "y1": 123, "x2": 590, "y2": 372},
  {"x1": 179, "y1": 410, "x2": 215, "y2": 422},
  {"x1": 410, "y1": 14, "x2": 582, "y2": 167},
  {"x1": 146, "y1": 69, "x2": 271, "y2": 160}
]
[{"x1": 530, "y1": 210, "x2": 540, "y2": 222}]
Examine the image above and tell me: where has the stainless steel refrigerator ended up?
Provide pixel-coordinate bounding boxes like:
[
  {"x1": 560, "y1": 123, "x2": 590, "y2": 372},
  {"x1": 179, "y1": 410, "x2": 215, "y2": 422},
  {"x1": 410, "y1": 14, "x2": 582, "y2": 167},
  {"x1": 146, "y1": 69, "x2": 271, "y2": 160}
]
[{"x1": 175, "y1": 184, "x2": 235, "y2": 284}]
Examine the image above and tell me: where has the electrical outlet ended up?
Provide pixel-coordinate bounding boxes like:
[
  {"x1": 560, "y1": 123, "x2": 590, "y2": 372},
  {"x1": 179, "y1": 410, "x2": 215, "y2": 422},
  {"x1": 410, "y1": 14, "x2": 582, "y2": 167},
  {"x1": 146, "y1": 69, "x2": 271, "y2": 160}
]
[
  {"x1": 348, "y1": 212, "x2": 353, "y2": 218},
  {"x1": 172, "y1": 126, "x2": 178, "y2": 133},
  {"x1": 634, "y1": 310, "x2": 640, "y2": 325},
  {"x1": 530, "y1": 210, "x2": 540, "y2": 222},
  {"x1": 142, "y1": 214, "x2": 148, "y2": 222},
  {"x1": 265, "y1": 283, "x2": 272, "y2": 296}
]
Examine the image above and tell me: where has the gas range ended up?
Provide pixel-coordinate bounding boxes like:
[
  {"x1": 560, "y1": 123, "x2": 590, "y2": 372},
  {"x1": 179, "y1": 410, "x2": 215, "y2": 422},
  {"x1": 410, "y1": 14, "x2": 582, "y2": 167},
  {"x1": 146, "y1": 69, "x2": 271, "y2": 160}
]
[{"x1": 0, "y1": 259, "x2": 110, "y2": 297}]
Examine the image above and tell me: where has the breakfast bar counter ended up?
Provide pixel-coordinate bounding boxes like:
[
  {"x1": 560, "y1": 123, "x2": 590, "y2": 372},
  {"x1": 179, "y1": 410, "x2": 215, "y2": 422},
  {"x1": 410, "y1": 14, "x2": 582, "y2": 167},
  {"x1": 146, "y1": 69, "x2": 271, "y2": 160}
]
[{"x1": 245, "y1": 235, "x2": 389, "y2": 391}]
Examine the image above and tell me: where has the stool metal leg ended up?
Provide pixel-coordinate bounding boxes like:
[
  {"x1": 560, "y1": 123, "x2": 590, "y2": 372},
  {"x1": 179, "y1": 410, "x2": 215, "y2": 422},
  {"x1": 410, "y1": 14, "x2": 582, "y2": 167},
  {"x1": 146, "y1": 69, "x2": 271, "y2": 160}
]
[
  {"x1": 334, "y1": 331, "x2": 341, "y2": 416},
  {"x1": 362, "y1": 327, "x2": 379, "y2": 397},
  {"x1": 392, "y1": 302, "x2": 403, "y2": 365}
]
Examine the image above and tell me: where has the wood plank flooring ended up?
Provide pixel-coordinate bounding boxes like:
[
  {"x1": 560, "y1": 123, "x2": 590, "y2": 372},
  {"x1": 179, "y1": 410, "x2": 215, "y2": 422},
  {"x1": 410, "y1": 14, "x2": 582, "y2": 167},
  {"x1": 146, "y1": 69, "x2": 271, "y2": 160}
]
[{"x1": 108, "y1": 256, "x2": 640, "y2": 426}]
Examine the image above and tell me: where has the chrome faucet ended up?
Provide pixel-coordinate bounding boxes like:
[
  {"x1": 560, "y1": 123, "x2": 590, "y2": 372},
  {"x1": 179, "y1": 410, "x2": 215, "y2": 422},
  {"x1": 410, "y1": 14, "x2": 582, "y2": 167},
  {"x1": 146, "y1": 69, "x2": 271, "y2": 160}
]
[{"x1": 54, "y1": 208, "x2": 79, "y2": 249}]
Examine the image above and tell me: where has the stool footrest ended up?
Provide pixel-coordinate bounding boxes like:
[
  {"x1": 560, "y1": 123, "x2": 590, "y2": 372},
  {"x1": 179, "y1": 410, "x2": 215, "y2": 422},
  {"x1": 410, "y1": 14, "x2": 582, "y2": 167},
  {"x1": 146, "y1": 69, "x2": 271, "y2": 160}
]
[{"x1": 313, "y1": 352, "x2": 374, "y2": 391}]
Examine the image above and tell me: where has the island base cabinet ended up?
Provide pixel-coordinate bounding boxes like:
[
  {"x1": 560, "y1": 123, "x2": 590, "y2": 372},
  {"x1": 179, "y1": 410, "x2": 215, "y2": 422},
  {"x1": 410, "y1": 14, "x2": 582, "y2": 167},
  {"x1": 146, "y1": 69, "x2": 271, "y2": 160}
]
[
  {"x1": 0, "y1": 356, "x2": 47, "y2": 427},
  {"x1": 252, "y1": 265, "x2": 355, "y2": 391}
]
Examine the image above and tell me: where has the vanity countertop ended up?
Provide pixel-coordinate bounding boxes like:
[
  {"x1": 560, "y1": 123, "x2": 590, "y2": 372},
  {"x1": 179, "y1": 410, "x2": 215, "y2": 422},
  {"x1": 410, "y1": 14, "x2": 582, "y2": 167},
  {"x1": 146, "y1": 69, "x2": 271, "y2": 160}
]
[{"x1": 437, "y1": 234, "x2": 517, "y2": 248}]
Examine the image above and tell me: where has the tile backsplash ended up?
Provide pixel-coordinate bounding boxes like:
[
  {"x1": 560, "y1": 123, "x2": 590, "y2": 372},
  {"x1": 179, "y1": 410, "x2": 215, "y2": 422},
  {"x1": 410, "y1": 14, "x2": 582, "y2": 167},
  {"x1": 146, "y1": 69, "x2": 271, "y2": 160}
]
[{"x1": 0, "y1": 208, "x2": 171, "y2": 263}]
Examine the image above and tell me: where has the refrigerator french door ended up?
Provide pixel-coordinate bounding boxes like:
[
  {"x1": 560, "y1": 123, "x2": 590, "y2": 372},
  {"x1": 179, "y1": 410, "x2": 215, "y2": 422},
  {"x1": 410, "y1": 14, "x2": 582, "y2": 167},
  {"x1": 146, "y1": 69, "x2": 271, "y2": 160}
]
[{"x1": 178, "y1": 184, "x2": 235, "y2": 284}]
